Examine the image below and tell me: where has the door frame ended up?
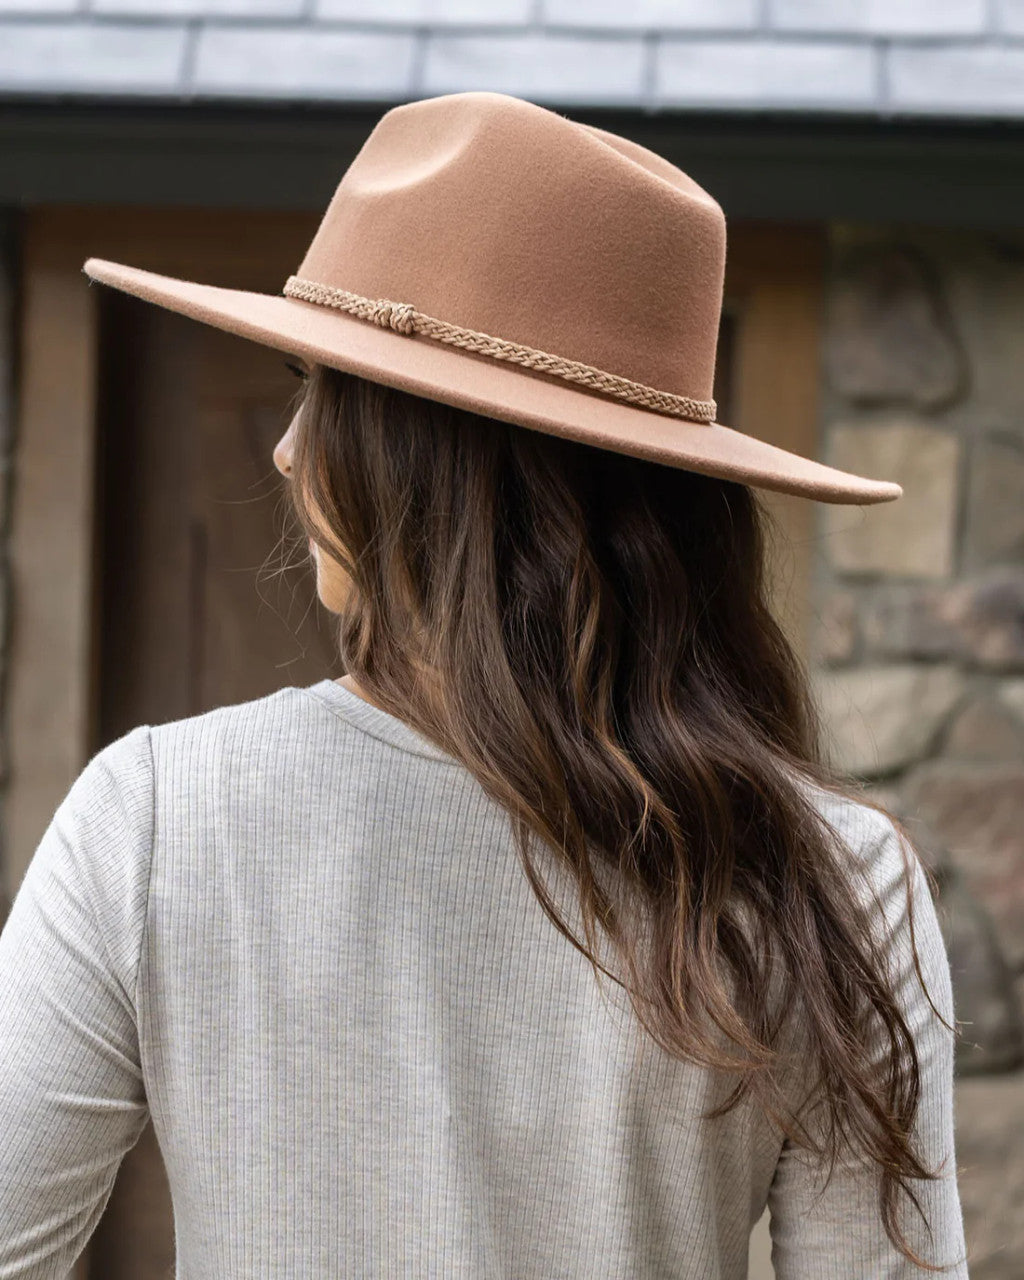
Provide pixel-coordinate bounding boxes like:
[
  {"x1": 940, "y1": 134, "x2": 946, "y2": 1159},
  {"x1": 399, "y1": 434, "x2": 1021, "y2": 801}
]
[
  {"x1": 723, "y1": 220, "x2": 827, "y2": 658},
  {"x1": 4, "y1": 206, "x2": 320, "y2": 897}
]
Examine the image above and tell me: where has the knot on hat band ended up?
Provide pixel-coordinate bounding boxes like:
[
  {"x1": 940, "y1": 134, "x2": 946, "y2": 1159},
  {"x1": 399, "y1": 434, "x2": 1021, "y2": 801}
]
[{"x1": 283, "y1": 275, "x2": 717, "y2": 425}]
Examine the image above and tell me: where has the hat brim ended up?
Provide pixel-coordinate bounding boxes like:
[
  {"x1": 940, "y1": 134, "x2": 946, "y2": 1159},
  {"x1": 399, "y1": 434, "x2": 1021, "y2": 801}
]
[{"x1": 83, "y1": 258, "x2": 900, "y2": 505}]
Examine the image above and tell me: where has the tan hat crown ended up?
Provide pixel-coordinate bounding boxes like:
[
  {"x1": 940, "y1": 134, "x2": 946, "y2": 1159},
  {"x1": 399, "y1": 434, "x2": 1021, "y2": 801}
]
[{"x1": 290, "y1": 91, "x2": 727, "y2": 418}]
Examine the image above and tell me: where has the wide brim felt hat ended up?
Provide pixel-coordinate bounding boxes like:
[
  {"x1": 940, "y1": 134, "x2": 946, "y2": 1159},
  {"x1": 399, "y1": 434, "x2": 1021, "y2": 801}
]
[{"x1": 83, "y1": 91, "x2": 901, "y2": 506}]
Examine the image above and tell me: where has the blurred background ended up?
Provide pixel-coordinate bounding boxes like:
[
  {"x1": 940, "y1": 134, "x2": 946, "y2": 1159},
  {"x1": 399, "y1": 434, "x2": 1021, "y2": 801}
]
[{"x1": 0, "y1": 2, "x2": 1022, "y2": 1277}]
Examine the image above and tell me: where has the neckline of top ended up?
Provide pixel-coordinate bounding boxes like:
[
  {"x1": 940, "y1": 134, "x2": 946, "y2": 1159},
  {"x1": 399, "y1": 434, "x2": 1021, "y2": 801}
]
[{"x1": 301, "y1": 677, "x2": 460, "y2": 766}]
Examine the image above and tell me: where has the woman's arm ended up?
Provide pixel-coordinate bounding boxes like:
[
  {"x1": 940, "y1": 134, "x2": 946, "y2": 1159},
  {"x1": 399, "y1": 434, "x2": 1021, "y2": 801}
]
[
  {"x1": 767, "y1": 810, "x2": 969, "y2": 1278},
  {"x1": 0, "y1": 725, "x2": 154, "y2": 1280}
]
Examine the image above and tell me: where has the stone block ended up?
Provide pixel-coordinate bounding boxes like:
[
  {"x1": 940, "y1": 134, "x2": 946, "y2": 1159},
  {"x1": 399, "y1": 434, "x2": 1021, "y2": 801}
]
[
  {"x1": 1000, "y1": 678, "x2": 1024, "y2": 722},
  {"x1": 816, "y1": 589, "x2": 858, "y2": 665},
  {"x1": 823, "y1": 419, "x2": 960, "y2": 578},
  {"x1": 935, "y1": 231, "x2": 1024, "y2": 432},
  {"x1": 940, "y1": 871, "x2": 1024, "y2": 1075},
  {"x1": 870, "y1": 570, "x2": 1024, "y2": 670},
  {"x1": 423, "y1": 31, "x2": 647, "y2": 102},
  {"x1": 904, "y1": 761, "x2": 1024, "y2": 971},
  {"x1": 862, "y1": 571, "x2": 1024, "y2": 670},
  {"x1": 943, "y1": 568, "x2": 1024, "y2": 670},
  {"x1": 813, "y1": 662, "x2": 966, "y2": 777},
  {"x1": 955, "y1": 1074, "x2": 1024, "y2": 1278},
  {"x1": 824, "y1": 242, "x2": 967, "y2": 408},
  {"x1": 940, "y1": 694, "x2": 1024, "y2": 762},
  {"x1": 862, "y1": 582, "x2": 960, "y2": 659},
  {"x1": 965, "y1": 434, "x2": 1024, "y2": 569},
  {"x1": 654, "y1": 37, "x2": 876, "y2": 109},
  {"x1": 194, "y1": 26, "x2": 418, "y2": 98}
]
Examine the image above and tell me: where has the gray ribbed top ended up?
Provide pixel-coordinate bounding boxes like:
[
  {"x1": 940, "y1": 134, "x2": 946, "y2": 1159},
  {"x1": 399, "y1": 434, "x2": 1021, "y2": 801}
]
[{"x1": 0, "y1": 679, "x2": 969, "y2": 1278}]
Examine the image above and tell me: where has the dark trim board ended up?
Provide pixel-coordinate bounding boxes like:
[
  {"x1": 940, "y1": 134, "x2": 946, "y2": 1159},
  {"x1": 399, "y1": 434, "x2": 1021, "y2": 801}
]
[{"x1": 1, "y1": 97, "x2": 1024, "y2": 227}]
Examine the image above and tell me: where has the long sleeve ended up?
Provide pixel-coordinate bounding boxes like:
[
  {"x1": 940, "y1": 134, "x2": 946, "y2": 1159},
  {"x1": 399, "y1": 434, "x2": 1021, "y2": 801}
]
[
  {"x1": 767, "y1": 810, "x2": 969, "y2": 1278},
  {"x1": 0, "y1": 725, "x2": 155, "y2": 1280}
]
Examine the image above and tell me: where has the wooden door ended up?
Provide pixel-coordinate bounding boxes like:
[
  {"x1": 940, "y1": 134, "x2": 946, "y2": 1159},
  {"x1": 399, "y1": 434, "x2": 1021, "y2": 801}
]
[
  {"x1": 93, "y1": 292, "x2": 339, "y2": 742},
  {"x1": 8, "y1": 208, "x2": 823, "y2": 1280},
  {"x1": 87, "y1": 293, "x2": 345, "y2": 1278}
]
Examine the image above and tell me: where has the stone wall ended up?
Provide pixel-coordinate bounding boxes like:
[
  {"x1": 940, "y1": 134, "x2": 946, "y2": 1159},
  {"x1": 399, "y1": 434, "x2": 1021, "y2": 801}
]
[
  {"x1": 812, "y1": 223, "x2": 1024, "y2": 1277},
  {"x1": 0, "y1": 212, "x2": 14, "y2": 927}
]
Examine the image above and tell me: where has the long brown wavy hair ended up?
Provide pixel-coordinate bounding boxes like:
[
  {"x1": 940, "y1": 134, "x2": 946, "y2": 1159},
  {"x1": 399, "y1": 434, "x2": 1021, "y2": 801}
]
[{"x1": 283, "y1": 361, "x2": 959, "y2": 1270}]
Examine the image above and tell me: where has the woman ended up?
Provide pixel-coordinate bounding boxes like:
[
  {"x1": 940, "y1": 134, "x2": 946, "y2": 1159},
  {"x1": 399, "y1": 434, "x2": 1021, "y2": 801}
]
[{"x1": 0, "y1": 91, "x2": 967, "y2": 1278}]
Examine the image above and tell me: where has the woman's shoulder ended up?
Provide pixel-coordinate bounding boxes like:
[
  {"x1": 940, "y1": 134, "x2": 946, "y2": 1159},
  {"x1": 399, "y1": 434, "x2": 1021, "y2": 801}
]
[
  {"x1": 148, "y1": 682, "x2": 305, "y2": 742},
  {"x1": 53, "y1": 687, "x2": 319, "y2": 834},
  {"x1": 793, "y1": 770, "x2": 904, "y2": 858},
  {"x1": 787, "y1": 773, "x2": 943, "y2": 985},
  {"x1": 144, "y1": 682, "x2": 331, "y2": 773},
  {"x1": 788, "y1": 770, "x2": 922, "y2": 911}
]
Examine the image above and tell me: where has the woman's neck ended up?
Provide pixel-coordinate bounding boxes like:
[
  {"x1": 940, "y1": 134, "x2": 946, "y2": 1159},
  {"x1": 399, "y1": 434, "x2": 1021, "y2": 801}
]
[{"x1": 334, "y1": 673, "x2": 387, "y2": 712}]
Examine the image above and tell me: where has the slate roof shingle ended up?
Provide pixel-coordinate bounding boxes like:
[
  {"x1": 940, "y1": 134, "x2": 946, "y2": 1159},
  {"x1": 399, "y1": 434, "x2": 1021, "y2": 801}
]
[{"x1": 0, "y1": 0, "x2": 1022, "y2": 118}]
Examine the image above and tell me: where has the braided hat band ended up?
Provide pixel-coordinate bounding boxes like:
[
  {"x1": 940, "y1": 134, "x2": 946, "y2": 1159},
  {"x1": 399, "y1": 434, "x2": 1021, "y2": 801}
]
[{"x1": 283, "y1": 275, "x2": 717, "y2": 425}]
